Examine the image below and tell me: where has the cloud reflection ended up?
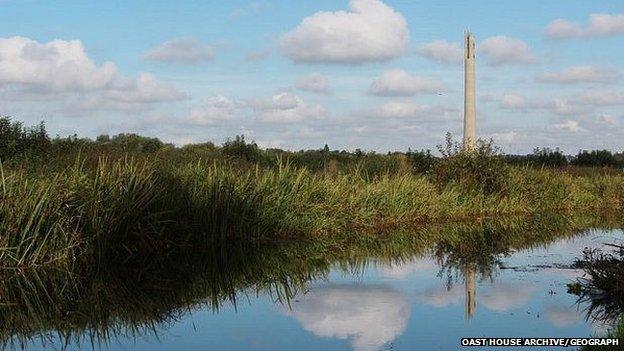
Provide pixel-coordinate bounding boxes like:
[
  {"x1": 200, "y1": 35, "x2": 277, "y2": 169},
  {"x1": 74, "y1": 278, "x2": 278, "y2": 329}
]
[
  {"x1": 481, "y1": 282, "x2": 536, "y2": 312},
  {"x1": 288, "y1": 284, "x2": 410, "y2": 351},
  {"x1": 378, "y1": 257, "x2": 437, "y2": 279},
  {"x1": 545, "y1": 305, "x2": 582, "y2": 328}
]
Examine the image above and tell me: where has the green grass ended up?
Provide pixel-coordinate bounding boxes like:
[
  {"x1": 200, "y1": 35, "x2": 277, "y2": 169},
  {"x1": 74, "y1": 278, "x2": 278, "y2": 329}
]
[{"x1": 1, "y1": 153, "x2": 624, "y2": 269}]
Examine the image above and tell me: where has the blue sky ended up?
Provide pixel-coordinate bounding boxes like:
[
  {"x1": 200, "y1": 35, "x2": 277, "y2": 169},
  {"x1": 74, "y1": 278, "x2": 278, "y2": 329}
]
[{"x1": 1, "y1": 0, "x2": 623, "y2": 153}]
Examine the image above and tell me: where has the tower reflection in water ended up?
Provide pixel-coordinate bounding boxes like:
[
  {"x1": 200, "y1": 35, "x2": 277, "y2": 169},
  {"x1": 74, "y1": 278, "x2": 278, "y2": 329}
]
[{"x1": 465, "y1": 263, "x2": 476, "y2": 320}]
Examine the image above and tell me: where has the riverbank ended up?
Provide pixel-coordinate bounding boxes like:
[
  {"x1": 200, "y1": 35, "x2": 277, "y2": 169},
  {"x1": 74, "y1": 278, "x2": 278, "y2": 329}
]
[{"x1": 2, "y1": 155, "x2": 624, "y2": 269}]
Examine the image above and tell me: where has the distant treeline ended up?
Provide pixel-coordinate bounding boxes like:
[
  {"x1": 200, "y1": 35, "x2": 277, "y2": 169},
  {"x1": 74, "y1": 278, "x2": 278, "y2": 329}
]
[{"x1": 1, "y1": 116, "x2": 623, "y2": 170}]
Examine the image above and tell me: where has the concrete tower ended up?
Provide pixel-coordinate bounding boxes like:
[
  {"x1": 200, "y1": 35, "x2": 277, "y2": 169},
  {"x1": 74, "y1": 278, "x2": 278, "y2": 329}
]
[{"x1": 463, "y1": 31, "x2": 477, "y2": 150}]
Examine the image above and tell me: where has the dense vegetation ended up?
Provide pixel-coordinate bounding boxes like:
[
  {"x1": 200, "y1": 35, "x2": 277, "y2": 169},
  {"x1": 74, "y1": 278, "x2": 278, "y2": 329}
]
[{"x1": 1, "y1": 116, "x2": 624, "y2": 270}]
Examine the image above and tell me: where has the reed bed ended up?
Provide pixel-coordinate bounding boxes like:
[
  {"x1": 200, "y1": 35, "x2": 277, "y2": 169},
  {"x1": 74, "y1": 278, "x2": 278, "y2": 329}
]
[{"x1": 1, "y1": 156, "x2": 624, "y2": 269}]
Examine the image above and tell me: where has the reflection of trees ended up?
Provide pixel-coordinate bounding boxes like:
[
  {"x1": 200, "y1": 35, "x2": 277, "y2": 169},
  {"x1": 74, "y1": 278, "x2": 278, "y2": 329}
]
[
  {"x1": 430, "y1": 213, "x2": 621, "y2": 320},
  {"x1": 0, "y1": 212, "x2": 620, "y2": 349}
]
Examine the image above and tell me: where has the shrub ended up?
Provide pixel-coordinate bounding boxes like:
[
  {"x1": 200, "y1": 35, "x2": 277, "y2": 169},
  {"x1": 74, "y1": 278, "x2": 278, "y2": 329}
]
[
  {"x1": 530, "y1": 147, "x2": 568, "y2": 167},
  {"x1": 407, "y1": 149, "x2": 437, "y2": 174},
  {"x1": 221, "y1": 135, "x2": 262, "y2": 163},
  {"x1": 435, "y1": 133, "x2": 509, "y2": 195},
  {"x1": 0, "y1": 116, "x2": 50, "y2": 161},
  {"x1": 573, "y1": 150, "x2": 621, "y2": 168}
]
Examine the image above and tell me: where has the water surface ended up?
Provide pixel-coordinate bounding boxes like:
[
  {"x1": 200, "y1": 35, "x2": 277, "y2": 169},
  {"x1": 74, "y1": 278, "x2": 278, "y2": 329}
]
[{"x1": 7, "y1": 227, "x2": 624, "y2": 351}]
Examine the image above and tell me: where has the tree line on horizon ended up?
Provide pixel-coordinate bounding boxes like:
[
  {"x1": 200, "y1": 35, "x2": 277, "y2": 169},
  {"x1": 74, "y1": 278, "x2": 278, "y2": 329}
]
[{"x1": 1, "y1": 116, "x2": 623, "y2": 170}]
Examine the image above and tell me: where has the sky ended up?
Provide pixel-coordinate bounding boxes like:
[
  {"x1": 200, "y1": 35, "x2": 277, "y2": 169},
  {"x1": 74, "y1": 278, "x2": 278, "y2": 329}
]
[{"x1": 0, "y1": 0, "x2": 623, "y2": 153}]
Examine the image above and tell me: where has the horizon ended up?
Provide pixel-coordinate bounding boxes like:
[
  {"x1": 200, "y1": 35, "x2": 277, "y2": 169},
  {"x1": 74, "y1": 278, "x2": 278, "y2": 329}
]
[{"x1": 1, "y1": 0, "x2": 624, "y2": 153}]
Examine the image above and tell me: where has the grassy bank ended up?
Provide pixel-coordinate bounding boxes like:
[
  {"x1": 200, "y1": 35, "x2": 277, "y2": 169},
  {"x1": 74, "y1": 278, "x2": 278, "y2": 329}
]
[{"x1": 2, "y1": 152, "x2": 624, "y2": 269}]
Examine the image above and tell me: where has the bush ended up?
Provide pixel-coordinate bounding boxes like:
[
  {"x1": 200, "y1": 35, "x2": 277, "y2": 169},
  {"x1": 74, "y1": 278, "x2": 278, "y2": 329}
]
[
  {"x1": 530, "y1": 147, "x2": 568, "y2": 167},
  {"x1": 221, "y1": 135, "x2": 262, "y2": 163},
  {"x1": 435, "y1": 133, "x2": 509, "y2": 194},
  {"x1": 573, "y1": 150, "x2": 621, "y2": 168},
  {"x1": 407, "y1": 149, "x2": 437, "y2": 174},
  {"x1": 0, "y1": 116, "x2": 50, "y2": 161}
]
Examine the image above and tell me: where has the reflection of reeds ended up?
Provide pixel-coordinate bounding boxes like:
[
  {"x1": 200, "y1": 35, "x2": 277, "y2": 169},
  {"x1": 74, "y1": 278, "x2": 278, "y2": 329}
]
[
  {"x1": 570, "y1": 245, "x2": 624, "y2": 350},
  {"x1": 570, "y1": 245, "x2": 624, "y2": 324},
  {"x1": 568, "y1": 238, "x2": 624, "y2": 351},
  {"x1": 0, "y1": 216, "x2": 620, "y2": 350}
]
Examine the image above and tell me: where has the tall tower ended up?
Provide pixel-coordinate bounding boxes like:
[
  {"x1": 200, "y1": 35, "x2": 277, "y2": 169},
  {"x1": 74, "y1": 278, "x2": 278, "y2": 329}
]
[{"x1": 463, "y1": 31, "x2": 477, "y2": 150}]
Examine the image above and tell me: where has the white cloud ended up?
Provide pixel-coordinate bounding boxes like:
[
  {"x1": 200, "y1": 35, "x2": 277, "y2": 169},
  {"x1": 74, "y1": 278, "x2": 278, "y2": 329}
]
[
  {"x1": 187, "y1": 95, "x2": 237, "y2": 125},
  {"x1": 499, "y1": 93, "x2": 526, "y2": 109},
  {"x1": 537, "y1": 66, "x2": 620, "y2": 84},
  {"x1": 0, "y1": 36, "x2": 117, "y2": 92},
  {"x1": 295, "y1": 73, "x2": 330, "y2": 93},
  {"x1": 374, "y1": 101, "x2": 430, "y2": 118},
  {"x1": 0, "y1": 36, "x2": 185, "y2": 110},
  {"x1": 552, "y1": 98, "x2": 589, "y2": 116},
  {"x1": 369, "y1": 69, "x2": 443, "y2": 96},
  {"x1": 479, "y1": 36, "x2": 535, "y2": 66},
  {"x1": 552, "y1": 120, "x2": 584, "y2": 133},
  {"x1": 498, "y1": 94, "x2": 590, "y2": 116},
  {"x1": 418, "y1": 40, "x2": 463, "y2": 64},
  {"x1": 546, "y1": 13, "x2": 624, "y2": 39},
  {"x1": 372, "y1": 101, "x2": 457, "y2": 121},
  {"x1": 288, "y1": 285, "x2": 410, "y2": 351},
  {"x1": 487, "y1": 131, "x2": 519, "y2": 143},
  {"x1": 142, "y1": 38, "x2": 215, "y2": 64},
  {"x1": 279, "y1": 0, "x2": 408, "y2": 64},
  {"x1": 251, "y1": 92, "x2": 327, "y2": 123}
]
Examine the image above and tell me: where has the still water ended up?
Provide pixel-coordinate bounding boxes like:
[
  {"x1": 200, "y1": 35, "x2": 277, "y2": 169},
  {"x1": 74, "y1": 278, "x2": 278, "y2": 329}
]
[{"x1": 11, "y1": 228, "x2": 624, "y2": 351}]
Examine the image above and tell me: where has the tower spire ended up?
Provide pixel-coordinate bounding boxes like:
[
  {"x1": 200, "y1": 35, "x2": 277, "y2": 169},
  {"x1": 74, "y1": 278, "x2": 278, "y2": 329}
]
[{"x1": 463, "y1": 30, "x2": 477, "y2": 150}]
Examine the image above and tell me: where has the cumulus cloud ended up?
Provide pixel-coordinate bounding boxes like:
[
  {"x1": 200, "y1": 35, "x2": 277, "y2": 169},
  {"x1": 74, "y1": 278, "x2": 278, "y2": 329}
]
[
  {"x1": 0, "y1": 36, "x2": 118, "y2": 92},
  {"x1": 142, "y1": 38, "x2": 215, "y2": 64},
  {"x1": 374, "y1": 101, "x2": 433, "y2": 119},
  {"x1": 499, "y1": 93, "x2": 527, "y2": 109},
  {"x1": 498, "y1": 94, "x2": 590, "y2": 116},
  {"x1": 369, "y1": 69, "x2": 444, "y2": 96},
  {"x1": 372, "y1": 101, "x2": 458, "y2": 121},
  {"x1": 553, "y1": 120, "x2": 584, "y2": 133},
  {"x1": 537, "y1": 66, "x2": 620, "y2": 84},
  {"x1": 546, "y1": 13, "x2": 624, "y2": 39},
  {"x1": 288, "y1": 285, "x2": 410, "y2": 351},
  {"x1": 0, "y1": 36, "x2": 185, "y2": 109},
  {"x1": 279, "y1": 0, "x2": 409, "y2": 64},
  {"x1": 295, "y1": 72, "x2": 330, "y2": 93},
  {"x1": 479, "y1": 36, "x2": 535, "y2": 66},
  {"x1": 552, "y1": 98, "x2": 589, "y2": 116},
  {"x1": 487, "y1": 131, "x2": 519, "y2": 144},
  {"x1": 250, "y1": 91, "x2": 327, "y2": 123},
  {"x1": 418, "y1": 40, "x2": 463, "y2": 64},
  {"x1": 187, "y1": 95, "x2": 238, "y2": 125}
]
